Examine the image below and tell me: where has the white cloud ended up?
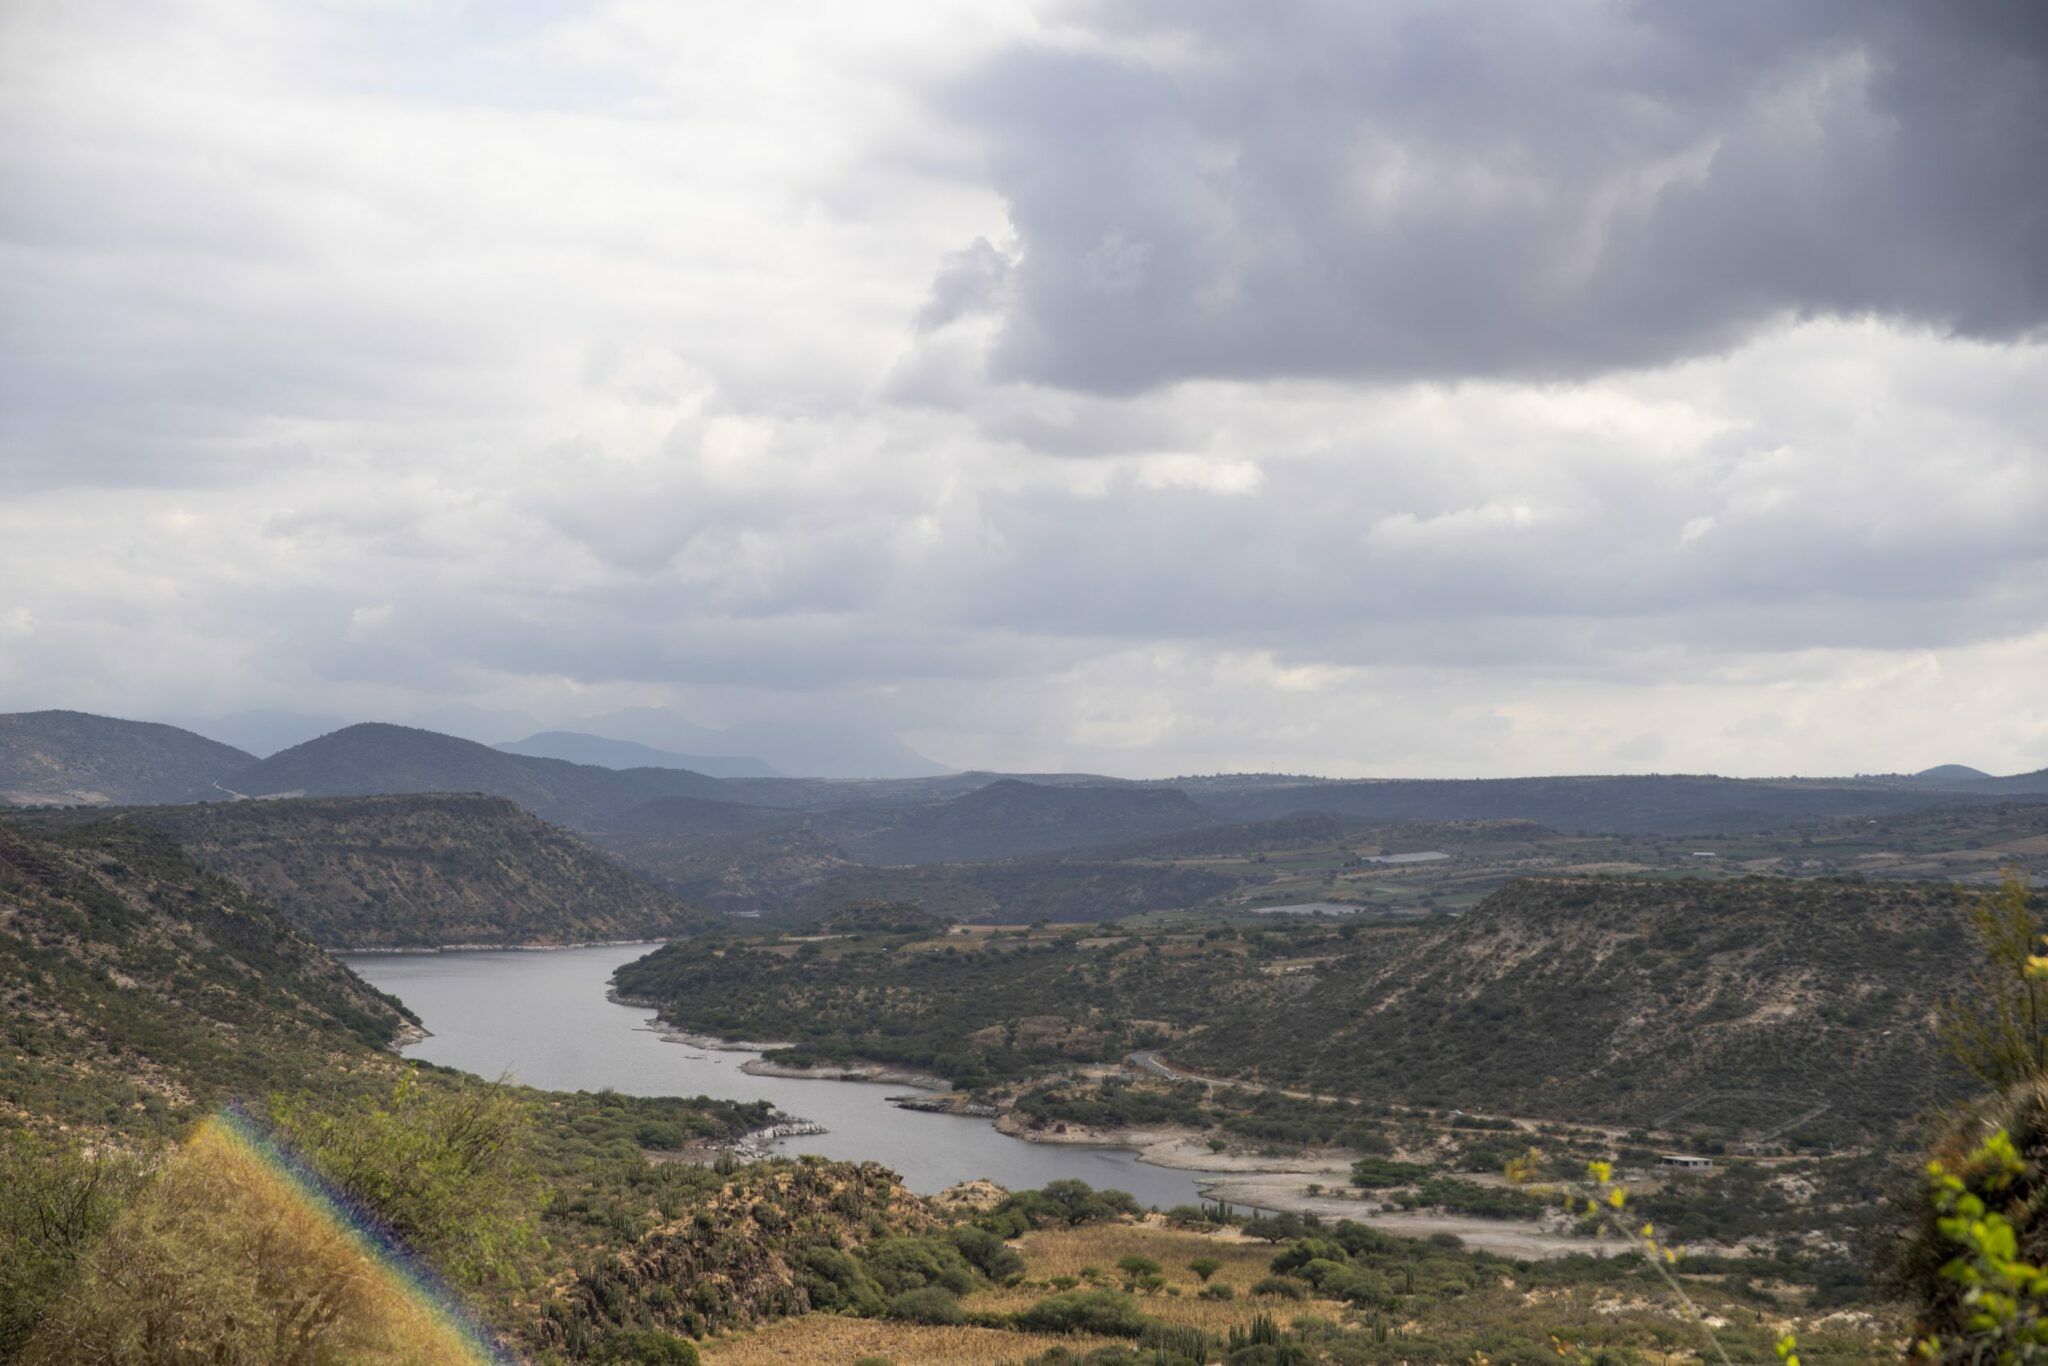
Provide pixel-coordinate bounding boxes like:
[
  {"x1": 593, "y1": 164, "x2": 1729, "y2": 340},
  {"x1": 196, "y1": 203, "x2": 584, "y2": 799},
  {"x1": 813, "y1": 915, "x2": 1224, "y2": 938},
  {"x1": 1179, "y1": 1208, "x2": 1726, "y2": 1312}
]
[{"x1": 0, "y1": 1, "x2": 2042, "y2": 778}]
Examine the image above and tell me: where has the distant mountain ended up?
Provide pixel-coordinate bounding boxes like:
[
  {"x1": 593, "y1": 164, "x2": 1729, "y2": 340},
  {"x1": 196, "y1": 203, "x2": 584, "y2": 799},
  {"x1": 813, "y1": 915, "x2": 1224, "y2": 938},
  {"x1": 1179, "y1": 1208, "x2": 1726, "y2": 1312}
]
[
  {"x1": 169, "y1": 709, "x2": 351, "y2": 758},
  {"x1": 577, "y1": 707, "x2": 952, "y2": 780},
  {"x1": 32, "y1": 793, "x2": 714, "y2": 948},
  {"x1": 0, "y1": 710, "x2": 255, "y2": 806},
  {"x1": 403, "y1": 702, "x2": 546, "y2": 746},
  {"x1": 1947, "y1": 767, "x2": 2048, "y2": 796},
  {"x1": 228, "y1": 722, "x2": 731, "y2": 829},
  {"x1": 1186, "y1": 772, "x2": 2022, "y2": 835},
  {"x1": 1912, "y1": 764, "x2": 1994, "y2": 784},
  {"x1": 818, "y1": 778, "x2": 1217, "y2": 864},
  {"x1": 497, "y1": 730, "x2": 785, "y2": 779}
]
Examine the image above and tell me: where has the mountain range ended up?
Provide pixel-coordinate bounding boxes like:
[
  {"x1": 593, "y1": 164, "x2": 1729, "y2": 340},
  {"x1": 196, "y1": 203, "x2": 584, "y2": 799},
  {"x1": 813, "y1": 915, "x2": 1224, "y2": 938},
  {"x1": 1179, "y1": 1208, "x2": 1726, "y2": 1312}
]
[
  {"x1": 18, "y1": 792, "x2": 712, "y2": 948},
  {"x1": 494, "y1": 730, "x2": 785, "y2": 779},
  {"x1": 0, "y1": 710, "x2": 254, "y2": 805},
  {"x1": 5, "y1": 710, "x2": 2047, "y2": 896},
  {"x1": 166, "y1": 704, "x2": 951, "y2": 778}
]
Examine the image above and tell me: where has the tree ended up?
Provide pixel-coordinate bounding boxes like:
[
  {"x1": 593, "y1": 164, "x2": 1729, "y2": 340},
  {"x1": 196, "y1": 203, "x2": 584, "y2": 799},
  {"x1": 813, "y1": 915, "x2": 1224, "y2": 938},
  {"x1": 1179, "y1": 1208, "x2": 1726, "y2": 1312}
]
[
  {"x1": 1188, "y1": 1256, "x2": 1223, "y2": 1284},
  {"x1": 0, "y1": 1133, "x2": 146, "y2": 1357},
  {"x1": 1117, "y1": 1253, "x2": 1162, "y2": 1290},
  {"x1": 267, "y1": 1072, "x2": 542, "y2": 1290},
  {"x1": 1940, "y1": 871, "x2": 2047, "y2": 1090}
]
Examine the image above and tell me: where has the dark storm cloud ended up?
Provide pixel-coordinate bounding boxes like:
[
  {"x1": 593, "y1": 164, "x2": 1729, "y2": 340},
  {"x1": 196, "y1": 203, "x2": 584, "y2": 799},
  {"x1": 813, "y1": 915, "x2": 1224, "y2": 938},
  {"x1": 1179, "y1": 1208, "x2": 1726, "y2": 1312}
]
[{"x1": 937, "y1": 0, "x2": 2048, "y2": 392}]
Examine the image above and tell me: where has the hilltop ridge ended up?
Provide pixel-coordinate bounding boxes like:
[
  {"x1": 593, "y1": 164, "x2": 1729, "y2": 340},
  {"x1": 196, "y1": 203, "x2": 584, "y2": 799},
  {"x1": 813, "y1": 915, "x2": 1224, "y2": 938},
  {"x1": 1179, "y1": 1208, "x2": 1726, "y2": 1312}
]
[
  {"x1": 21, "y1": 792, "x2": 714, "y2": 948},
  {"x1": 0, "y1": 710, "x2": 254, "y2": 806}
]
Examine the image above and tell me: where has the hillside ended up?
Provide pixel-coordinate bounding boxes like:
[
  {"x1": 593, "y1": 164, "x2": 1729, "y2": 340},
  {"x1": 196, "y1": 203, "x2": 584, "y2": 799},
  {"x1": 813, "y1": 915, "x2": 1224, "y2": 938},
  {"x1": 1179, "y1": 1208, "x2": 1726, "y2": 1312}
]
[
  {"x1": 38, "y1": 794, "x2": 714, "y2": 948},
  {"x1": 1190, "y1": 772, "x2": 2022, "y2": 834},
  {"x1": 818, "y1": 779, "x2": 1218, "y2": 864},
  {"x1": 230, "y1": 722, "x2": 732, "y2": 828},
  {"x1": 496, "y1": 730, "x2": 784, "y2": 779},
  {"x1": 0, "y1": 710, "x2": 254, "y2": 806},
  {"x1": 1184, "y1": 875, "x2": 1979, "y2": 1142},
  {"x1": 594, "y1": 822, "x2": 1244, "y2": 924},
  {"x1": 619, "y1": 873, "x2": 1981, "y2": 1144},
  {"x1": 0, "y1": 819, "x2": 414, "y2": 1133}
]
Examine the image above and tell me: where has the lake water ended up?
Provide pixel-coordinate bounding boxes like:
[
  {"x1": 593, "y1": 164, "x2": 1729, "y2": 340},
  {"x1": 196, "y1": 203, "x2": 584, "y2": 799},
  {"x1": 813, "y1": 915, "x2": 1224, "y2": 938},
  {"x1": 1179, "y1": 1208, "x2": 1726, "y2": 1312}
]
[{"x1": 343, "y1": 943, "x2": 1223, "y2": 1208}]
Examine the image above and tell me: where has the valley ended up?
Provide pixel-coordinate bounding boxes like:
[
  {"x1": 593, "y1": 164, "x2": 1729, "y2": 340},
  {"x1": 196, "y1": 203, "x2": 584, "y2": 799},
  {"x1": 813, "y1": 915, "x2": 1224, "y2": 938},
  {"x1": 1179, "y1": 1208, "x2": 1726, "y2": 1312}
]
[{"x1": 2, "y1": 707, "x2": 2042, "y2": 1363}]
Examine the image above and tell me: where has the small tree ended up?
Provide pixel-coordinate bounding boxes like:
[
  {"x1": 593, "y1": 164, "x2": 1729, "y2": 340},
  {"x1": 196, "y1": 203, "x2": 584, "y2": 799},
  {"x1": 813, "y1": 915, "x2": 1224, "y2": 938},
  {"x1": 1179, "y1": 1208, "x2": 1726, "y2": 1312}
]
[
  {"x1": 1116, "y1": 1253, "x2": 1162, "y2": 1290},
  {"x1": 1188, "y1": 1256, "x2": 1223, "y2": 1284},
  {"x1": 1940, "y1": 871, "x2": 2047, "y2": 1089}
]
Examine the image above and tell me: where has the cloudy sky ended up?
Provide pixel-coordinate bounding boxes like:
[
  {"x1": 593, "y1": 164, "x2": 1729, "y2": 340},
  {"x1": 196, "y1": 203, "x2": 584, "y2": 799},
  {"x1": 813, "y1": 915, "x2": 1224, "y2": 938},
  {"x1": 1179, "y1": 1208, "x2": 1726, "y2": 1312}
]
[{"x1": 3, "y1": 0, "x2": 2044, "y2": 778}]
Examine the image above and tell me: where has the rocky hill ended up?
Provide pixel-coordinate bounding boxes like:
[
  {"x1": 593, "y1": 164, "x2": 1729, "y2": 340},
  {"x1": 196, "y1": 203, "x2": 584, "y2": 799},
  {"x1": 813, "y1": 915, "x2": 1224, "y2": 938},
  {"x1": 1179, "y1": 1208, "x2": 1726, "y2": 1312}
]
[
  {"x1": 56, "y1": 793, "x2": 714, "y2": 948},
  {"x1": 229, "y1": 722, "x2": 733, "y2": 828},
  {"x1": 0, "y1": 819, "x2": 414, "y2": 1134},
  {"x1": 1184, "y1": 874, "x2": 1978, "y2": 1143},
  {"x1": 0, "y1": 710, "x2": 255, "y2": 806}
]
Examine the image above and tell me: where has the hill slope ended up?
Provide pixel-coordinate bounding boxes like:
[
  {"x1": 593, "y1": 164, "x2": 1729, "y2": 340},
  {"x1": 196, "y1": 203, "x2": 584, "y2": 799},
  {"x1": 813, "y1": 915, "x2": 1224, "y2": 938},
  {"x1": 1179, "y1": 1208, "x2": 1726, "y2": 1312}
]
[
  {"x1": 1183, "y1": 875, "x2": 1977, "y2": 1142},
  {"x1": 57, "y1": 793, "x2": 714, "y2": 948},
  {"x1": 1192, "y1": 772, "x2": 2016, "y2": 834},
  {"x1": 819, "y1": 779, "x2": 1218, "y2": 864},
  {"x1": 0, "y1": 710, "x2": 255, "y2": 806},
  {"x1": 230, "y1": 723, "x2": 731, "y2": 828},
  {"x1": 496, "y1": 730, "x2": 785, "y2": 779},
  {"x1": 0, "y1": 819, "x2": 413, "y2": 1133}
]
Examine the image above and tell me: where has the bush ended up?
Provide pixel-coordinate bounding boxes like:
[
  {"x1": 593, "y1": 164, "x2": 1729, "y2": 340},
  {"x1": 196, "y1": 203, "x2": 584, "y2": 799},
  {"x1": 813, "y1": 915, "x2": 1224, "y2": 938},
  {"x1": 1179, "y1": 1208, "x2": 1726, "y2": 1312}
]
[
  {"x1": 0, "y1": 1133, "x2": 145, "y2": 1357},
  {"x1": 1014, "y1": 1287, "x2": 1152, "y2": 1338},
  {"x1": 595, "y1": 1328, "x2": 700, "y2": 1364},
  {"x1": 1199, "y1": 1283, "x2": 1236, "y2": 1301},
  {"x1": 1251, "y1": 1276, "x2": 1307, "y2": 1300},
  {"x1": 1348, "y1": 1157, "x2": 1428, "y2": 1188},
  {"x1": 863, "y1": 1234, "x2": 977, "y2": 1296},
  {"x1": 950, "y1": 1223, "x2": 1025, "y2": 1282},
  {"x1": 800, "y1": 1245, "x2": 886, "y2": 1316},
  {"x1": 267, "y1": 1075, "x2": 542, "y2": 1289},
  {"x1": 1270, "y1": 1238, "x2": 1347, "y2": 1275},
  {"x1": 886, "y1": 1286, "x2": 965, "y2": 1325}
]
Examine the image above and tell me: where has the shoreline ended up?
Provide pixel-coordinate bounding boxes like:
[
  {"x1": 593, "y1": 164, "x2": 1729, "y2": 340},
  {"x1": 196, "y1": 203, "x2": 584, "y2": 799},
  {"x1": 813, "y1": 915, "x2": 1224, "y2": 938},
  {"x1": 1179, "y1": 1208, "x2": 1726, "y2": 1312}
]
[
  {"x1": 739, "y1": 1058, "x2": 952, "y2": 1092},
  {"x1": 647, "y1": 1024, "x2": 955, "y2": 1091},
  {"x1": 339, "y1": 937, "x2": 672, "y2": 956}
]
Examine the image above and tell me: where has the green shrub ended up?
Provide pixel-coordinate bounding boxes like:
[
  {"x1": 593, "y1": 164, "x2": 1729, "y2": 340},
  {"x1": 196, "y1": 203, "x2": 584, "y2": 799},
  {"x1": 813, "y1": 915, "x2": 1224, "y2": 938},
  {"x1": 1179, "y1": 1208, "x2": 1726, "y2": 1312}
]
[
  {"x1": 1014, "y1": 1287, "x2": 1152, "y2": 1338},
  {"x1": 1250, "y1": 1276, "x2": 1306, "y2": 1300},
  {"x1": 886, "y1": 1286, "x2": 964, "y2": 1325},
  {"x1": 595, "y1": 1328, "x2": 699, "y2": 1364}
]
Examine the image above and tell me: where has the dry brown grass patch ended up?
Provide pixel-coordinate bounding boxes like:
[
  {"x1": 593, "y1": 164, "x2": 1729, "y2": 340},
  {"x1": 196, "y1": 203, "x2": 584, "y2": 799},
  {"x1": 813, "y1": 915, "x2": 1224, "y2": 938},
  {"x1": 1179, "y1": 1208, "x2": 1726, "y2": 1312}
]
[{"x1": 699, "y1": 1314, "x2": 1115, "y2": 1364}]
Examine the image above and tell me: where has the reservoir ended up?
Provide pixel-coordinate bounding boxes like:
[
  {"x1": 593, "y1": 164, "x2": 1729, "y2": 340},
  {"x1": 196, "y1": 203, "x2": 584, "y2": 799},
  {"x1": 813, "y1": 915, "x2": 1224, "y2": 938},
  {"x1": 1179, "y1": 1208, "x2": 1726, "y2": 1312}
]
[{"x1": 344, "y1": 943, "x2": 1224, "y2": 1209}]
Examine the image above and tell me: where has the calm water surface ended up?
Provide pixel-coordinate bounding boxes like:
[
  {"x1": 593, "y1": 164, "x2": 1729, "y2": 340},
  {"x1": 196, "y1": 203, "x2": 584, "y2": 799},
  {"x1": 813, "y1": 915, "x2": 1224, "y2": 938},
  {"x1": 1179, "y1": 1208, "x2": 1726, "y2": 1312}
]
[{"x1": 343, "y1": 943, "x2": 1222, "y2": 1207}]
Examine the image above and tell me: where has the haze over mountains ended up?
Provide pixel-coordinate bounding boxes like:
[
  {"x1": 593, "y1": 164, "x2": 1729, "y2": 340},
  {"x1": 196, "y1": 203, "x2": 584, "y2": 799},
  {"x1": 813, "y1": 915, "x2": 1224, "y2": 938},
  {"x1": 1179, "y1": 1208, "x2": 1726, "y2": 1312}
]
[
  {"x1": 493, "y1": 731, "x2": 785, "y2": 779},
  {"x1": 165, "y1": 704, "x2": 950, "y2": 778}
]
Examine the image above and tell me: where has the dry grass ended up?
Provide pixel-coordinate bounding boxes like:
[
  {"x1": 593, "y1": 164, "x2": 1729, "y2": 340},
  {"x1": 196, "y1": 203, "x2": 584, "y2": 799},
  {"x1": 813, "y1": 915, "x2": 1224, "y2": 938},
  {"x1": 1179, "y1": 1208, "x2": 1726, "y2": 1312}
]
[
  {"x1": 963, "y1": 1220, "x2": 1352, "y2": 1337},
  {"x1": 699, "y1": 1315, "x2": 1116, "y2": 1364},
  {"x1": 26, "y1": 1117, "x2": 489, "y2": 1365}
]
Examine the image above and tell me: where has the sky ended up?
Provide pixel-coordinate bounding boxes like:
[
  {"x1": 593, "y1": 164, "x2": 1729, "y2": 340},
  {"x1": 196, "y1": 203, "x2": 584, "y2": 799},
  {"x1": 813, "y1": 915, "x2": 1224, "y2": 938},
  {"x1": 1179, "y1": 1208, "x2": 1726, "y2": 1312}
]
[{"x1": 2, "y1": 0, "x2": 2044, "y2": 779}]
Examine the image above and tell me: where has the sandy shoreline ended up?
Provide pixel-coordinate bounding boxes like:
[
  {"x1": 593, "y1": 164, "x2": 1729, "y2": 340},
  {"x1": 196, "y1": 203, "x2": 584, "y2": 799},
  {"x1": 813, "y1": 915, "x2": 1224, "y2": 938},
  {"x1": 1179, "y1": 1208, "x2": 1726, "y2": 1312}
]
[
  {"x1": 992, "y1": 1116, "x2": 1610, "y2": 1258},
  {"x1": 737, "y1": 1058, "x2": 951, "y2": 1091}
]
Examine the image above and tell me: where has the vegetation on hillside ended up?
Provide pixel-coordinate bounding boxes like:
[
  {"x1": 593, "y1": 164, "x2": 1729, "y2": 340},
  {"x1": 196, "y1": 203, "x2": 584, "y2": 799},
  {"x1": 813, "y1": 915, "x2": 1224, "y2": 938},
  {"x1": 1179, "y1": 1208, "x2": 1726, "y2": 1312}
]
[
  {"x1": 617, "y1": 875, "x2": 1979, "y2": 1144},
  {"x1": 27, "y1": 793, "x2": 713, "y2": 948},
  {"x1": 613, "y1": 917, "x2": 1337, "y2": 1088},
  {"x1": 0, "y1": 710, "x2": 254, "y2": 806}
]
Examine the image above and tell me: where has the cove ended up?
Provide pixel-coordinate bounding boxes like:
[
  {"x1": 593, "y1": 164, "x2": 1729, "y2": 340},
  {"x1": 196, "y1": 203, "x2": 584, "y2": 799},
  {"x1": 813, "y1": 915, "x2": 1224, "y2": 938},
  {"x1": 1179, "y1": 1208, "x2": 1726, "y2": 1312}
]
[{"x1": 344, "y1": 942, "x2": 1226, "y2": 1208}]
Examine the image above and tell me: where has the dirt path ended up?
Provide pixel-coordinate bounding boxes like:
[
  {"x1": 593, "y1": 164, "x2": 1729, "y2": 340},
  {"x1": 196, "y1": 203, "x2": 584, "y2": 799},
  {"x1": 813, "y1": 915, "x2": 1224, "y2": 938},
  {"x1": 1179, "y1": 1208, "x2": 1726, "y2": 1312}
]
[
  {"x1": 1194, "y1": 1171, "x2": 1622, "y2": 1260},
  {"x1": 1124, "y1": 1050, "x2": 1638, "y2": 1144}
]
